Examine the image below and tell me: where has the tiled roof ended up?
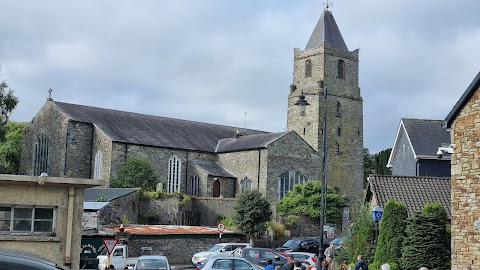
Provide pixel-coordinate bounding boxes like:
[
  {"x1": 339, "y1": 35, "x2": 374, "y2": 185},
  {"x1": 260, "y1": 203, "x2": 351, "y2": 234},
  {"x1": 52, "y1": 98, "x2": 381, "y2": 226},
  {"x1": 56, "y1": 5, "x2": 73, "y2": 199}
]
[
  {"x1": 52, "y1": 101, "x2": 267, "y2": 153},
  {"x1": 84, "y1": 188, "x2": 137, "y2": 202},
  {"x1": 215, "y1": 132, "x2": 287, "y2": 153},
  {"x1": 443, "y1": 71, "x2": 480, "y2": 128},
  {"x1": 112, "y1": 225, "x2": 236, "y2": 235},
  {"x1": 305, "y1": 10, "x2": 348, "y2": 51},
  {"x1": 401, "y1": 118, "x2": 450, "y2": 157},
  {"x1": 191, "y1": 160, "x2": 236, "y2": 178},
  {"x1": 368, "y1": 175, "x2": 451, "y2": 219}
]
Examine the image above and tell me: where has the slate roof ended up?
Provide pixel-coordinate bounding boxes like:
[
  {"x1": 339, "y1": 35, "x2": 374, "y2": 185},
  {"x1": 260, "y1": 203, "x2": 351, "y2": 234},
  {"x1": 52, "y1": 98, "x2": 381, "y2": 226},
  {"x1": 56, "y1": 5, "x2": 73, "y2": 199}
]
[
  {"x1": 443, "y1": 71, "x2": 480, "y2": 128},
  {"x1": 84, "y1": 188, "x2": 137, "y2": 202},
  {"x1": 367, "y1": 175, "x2": 451, "y2": 219},
  {"x1": 83, "y1": 202, "x2": 109, "y2": 210},
  {"x1": 305, "y1": 10, "x2": 348, "y2": 51},
  {"x1": 191, "y1": 160, "x2": 236, "y2": 178},
  {"x1": 401, "y1": 118, "x2": 450, "y2": 157},
  {"x1": 52, "y1": 101, "x2": 268, "y2": 153},
  {"x1": 215, "y1": 132, "x2": 288, "y2": 153}
]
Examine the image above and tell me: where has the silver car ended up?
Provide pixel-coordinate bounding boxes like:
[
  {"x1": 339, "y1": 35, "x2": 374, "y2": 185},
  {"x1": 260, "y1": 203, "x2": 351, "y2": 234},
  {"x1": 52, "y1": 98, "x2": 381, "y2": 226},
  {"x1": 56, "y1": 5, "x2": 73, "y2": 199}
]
[
  {"x1": 134, "y1": 255, "x2": 172, "y2": 270},
  {"x1": 285, "y1": 252, "x2": 320, "y2": 269},
  {"x1": 201, "y1": 256, "x2": 263, "y2": 270}
]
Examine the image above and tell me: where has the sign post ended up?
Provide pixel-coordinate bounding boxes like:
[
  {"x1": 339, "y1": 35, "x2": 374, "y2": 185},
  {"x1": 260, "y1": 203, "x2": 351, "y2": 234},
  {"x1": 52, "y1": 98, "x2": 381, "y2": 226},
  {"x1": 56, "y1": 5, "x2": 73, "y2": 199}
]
[
  {"x1": 102, "y1": 238, "x2": 119, "y2": 269},
  {"x1": 217, "y1": 223, "x2": 225, "y2": 243}
]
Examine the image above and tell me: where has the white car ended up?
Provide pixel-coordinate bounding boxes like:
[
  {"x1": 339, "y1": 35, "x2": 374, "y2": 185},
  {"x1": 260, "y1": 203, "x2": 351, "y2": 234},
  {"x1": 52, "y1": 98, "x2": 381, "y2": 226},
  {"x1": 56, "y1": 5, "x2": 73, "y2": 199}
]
[
  {"x1": 191, "y1": 243, "x2": 251, "y2": 266},
  {"x1": 134, "y1": 255, "x2": 173, "y2": 270},
  {"x1": 201, "y1": 256, "x2": 263, "y2": 270},
  {"x1": 286, "y1": 252, "x2": 320, "y2": 269}
]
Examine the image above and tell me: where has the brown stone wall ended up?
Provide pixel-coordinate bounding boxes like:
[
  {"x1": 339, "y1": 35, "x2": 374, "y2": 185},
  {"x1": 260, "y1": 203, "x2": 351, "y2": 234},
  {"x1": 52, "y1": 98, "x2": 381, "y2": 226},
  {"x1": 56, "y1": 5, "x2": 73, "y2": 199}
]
[{"x1": 450, "y1": 85, "x2": 480, "y2": 269}]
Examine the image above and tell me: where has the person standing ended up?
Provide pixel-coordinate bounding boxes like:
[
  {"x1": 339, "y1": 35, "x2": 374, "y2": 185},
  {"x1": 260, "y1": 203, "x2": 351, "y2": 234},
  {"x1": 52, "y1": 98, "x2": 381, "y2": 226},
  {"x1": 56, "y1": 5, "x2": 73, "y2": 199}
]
[
  {"x1": 265, "y1": 260, "x2": 274, "y2": 270},
  {"x1": 353, "y1": 255, "x2": 368, "y2": 270},
  {"x1": 339, "y1": 259, "x2": 351, "y2": 270},
  {"x1": 324, "y1": 244, "x2": 335, "y2": 270},
  {"x1": 282, "y1": 255, "x2": 295, "y2": 270}
]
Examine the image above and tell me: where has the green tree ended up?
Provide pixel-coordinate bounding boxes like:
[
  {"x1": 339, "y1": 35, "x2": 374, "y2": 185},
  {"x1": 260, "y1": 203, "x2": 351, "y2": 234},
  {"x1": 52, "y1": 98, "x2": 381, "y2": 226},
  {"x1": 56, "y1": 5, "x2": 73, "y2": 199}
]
[
  {"x1": 0, "y1": 121, "x2": 26, "y2": 174},
  {"x1": 374, "y1": 198, "x2": 408, "y2": 266},
  {"x1": 234, "y1": 190, "x2": 272, "y2": 246},
  {"x1": 373, "y1": 149, "x2": 392, "y2": 175},
  {"x1": 401, "y1": 203, "x2": 449, "y2": 270},
  {"x1": 110, "y1": 156, "x2": 159, "y2": 191},
  {"x1": 276, "y1": 181, "x2": 346, "y2": 225},
  {"x1": 0, "y1": 69, "x2": 19, "y2": 126},
  {"x1": 364, "y1": 148, "x2": 374, "y2": 188}
]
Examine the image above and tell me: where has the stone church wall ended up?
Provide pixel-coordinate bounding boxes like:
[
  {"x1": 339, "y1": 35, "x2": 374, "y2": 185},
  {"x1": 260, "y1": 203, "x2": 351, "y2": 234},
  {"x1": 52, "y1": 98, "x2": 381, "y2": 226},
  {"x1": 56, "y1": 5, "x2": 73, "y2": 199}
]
[
  {"x1": 450, "y1": 86, "x2": 480, "y2": 269},
  {"x1": 64, "y1": 121, "x2": 94, "y2": 178},
  {"x1": 192, "y1": 197, "x2": 237, "y2": 226},
  {"x1": 91, "y1": 128, "x2": 113, "y2": 184}
]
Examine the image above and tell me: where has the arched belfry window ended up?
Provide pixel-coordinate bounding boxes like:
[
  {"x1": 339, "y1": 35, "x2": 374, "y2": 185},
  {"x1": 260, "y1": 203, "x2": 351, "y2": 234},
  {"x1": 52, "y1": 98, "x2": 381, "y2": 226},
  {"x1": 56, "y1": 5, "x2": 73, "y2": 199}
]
[
  {"x1": 337, "y1": 60, "x2": 345, "y2": 78},
  {"x1": 305, "y1": 60, "x2": 312, "y2": 78},
  {"x1": 93, "y1": 151, "x2": 102, "y2": 179},
  {"x1": 168, "y1": 155, "x2": 182, "y2": 193},
  {"x1": 336, "y1": 102, "x2": 341, "y2": 116},
  {"x1": 33, "y1": 132, "x2": 49, "y2": 176},
  {"x1": 240, "y1": 176, "x2": 252, "y2": 192},
  {"x1": 279, "y1": 169, "x2": 306, "y2": 199},
  {"x1": 189, "y1": 174, "x2": 200, "y2": 196}
]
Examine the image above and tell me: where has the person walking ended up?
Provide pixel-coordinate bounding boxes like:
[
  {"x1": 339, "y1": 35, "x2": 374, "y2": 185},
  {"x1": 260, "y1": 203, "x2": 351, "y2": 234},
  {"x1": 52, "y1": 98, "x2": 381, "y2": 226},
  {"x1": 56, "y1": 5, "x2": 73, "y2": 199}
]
[
  {"x1": 353, "y1": 255, "x2": 368, "y2": 270},
  {"x1": 265, "y1": 260, "x2": 274, "y2": 270}
]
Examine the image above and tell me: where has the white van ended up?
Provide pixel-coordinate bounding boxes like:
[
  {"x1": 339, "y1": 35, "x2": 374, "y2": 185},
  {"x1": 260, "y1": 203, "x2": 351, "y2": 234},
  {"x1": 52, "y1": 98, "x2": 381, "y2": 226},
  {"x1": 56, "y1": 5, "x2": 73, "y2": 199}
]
[{"x1": 191, "y1": 243, "x2": 251, "y2": 265}]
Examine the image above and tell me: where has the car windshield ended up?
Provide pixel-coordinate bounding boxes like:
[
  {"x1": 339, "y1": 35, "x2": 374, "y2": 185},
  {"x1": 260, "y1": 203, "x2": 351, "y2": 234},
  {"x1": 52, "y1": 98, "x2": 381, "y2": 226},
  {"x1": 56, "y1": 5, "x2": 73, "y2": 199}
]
[
  {"x1": 136, "y1": 258, "x2": 167, "y2": 270},
  {"x1": 207, "y1": 244, "x2": 224, "y2": 252},
  {"x1": 330, "y1": 238, "x2": 342, "y2": 245},
  {"x1": 283, "y1": 240, "x2": 302, "y2": 247}
]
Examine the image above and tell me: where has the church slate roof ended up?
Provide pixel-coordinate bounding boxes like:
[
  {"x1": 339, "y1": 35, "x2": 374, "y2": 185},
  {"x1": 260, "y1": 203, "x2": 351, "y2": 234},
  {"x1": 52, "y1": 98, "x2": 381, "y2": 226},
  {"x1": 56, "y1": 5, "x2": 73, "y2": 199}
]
[
  {"x1": 52, "y1": 101, "x2": 268, "y2": 153},
  {"x1": 215, "y1": 132, "x2": 288, "y2": 153},
  {"x1": 367, "y1": 175, "x2": 451, "y2": 219},
  {"x1": 401, "y1": 118, "x2": 450, "y2": 157},
  {"x1": 191, "y1": 160, "x2": 236, "y2": 178},
  {"x1": 84, "y1": 188, "x2": 137, "y2": 202},
  {"x1": 305, "y1": 10, "x2": 348, "y2": 51}
]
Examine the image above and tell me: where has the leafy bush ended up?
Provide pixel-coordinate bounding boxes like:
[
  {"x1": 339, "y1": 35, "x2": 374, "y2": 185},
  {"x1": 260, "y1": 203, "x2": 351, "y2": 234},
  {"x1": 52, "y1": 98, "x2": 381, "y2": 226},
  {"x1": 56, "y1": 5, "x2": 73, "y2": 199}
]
[
  {"x1": 234, "y1": 190, "x2": 272, "y2": 244},
  {"x1": 267, "y1": 221, "x2": 286, "y2": 240},
  {"x1": 110, "y1": 156, "x2": 159, "y2": 191}
]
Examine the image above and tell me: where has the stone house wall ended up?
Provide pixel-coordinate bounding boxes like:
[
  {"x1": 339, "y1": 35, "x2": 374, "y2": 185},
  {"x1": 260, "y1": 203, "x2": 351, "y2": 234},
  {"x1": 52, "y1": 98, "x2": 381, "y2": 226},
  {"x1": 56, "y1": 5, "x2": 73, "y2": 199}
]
[{"x1": 450, "y1": 85, "x2": 480, "y2": 268}]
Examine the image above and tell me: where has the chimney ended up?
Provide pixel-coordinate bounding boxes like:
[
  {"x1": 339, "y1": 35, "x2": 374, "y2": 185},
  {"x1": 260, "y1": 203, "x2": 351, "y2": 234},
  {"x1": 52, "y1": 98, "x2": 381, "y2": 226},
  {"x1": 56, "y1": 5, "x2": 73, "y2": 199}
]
[{"x1": 235, "y1": 129, "x2": 243, "y2": 139}]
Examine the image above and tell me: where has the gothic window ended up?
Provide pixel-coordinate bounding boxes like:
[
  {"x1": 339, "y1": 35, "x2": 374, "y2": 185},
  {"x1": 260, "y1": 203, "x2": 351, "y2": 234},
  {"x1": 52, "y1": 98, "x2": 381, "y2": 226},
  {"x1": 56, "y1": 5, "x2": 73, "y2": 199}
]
[
  {"x1": 240, "y1": 177, "x2": 252, "y2": 192},
  {"x1": 336, "y1": 102, "x2": 341, "y2": 116},
  {"x1": 305, "y1": 60, "x2": 312, "y2": 78},
  {"x1": 168, "y1": 155, "x2": 182, "y2": 193},
  {"x1": 337, "y1": 126, "x2": 342, "y2": 137},
  {"x1": 189, "y1": 174, "x2": 200, "y2": 196},
  {"x1": 93, "y1": 151, "x2": 102, "y2": 179},
  {"x1": 33, "y1": 132, "x2": 49, "y2": 176},
  {"x1": 279, "y1": 169, "x2": 306, "y2": 199},
  {"x1": 337, "y1": 60, "x2": 345, "y2": 78}
]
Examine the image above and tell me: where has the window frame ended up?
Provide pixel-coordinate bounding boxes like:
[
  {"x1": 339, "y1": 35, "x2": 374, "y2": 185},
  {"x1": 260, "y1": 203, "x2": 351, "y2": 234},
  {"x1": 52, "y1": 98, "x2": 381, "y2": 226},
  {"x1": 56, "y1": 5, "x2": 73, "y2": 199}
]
[
  {"x1": 189, "y1": 174, "x2": 200, "y2": 196},
  {"x1": 0, "y1": 206, "x2": 56, "y2": 235},
  {"x1": 167, "y1": 155, "x2": 182, "y2": 193},
  {"x1": 32, "y1": 132, "x2": 49, "y2": 176},
  {"x1": 93, "y1": 150, "x2": 103, "y2": 179},
  {"x1": 279, "y1": 169, "x2": 307, "y2": 199},
  {"x1": 337, "y1": 59, "x2": 345, "y2": 78},
  {"x1": 305, "y1": 59, "x2": 312, "y2": 78}
]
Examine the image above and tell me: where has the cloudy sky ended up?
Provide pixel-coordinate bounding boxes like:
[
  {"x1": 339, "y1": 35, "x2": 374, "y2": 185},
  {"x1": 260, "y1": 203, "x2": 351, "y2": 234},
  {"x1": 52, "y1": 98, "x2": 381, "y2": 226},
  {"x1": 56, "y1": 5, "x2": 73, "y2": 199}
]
[{"x1": 1, "y1": 0, "x2": 478, "y2": 153}]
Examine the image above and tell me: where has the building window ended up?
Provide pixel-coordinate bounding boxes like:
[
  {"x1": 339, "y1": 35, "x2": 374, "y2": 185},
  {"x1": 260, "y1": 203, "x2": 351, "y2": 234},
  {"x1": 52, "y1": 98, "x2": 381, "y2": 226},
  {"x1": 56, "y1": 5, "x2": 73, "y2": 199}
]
[
  {"x1": 33, "y1": 132, "x2": 49, "y2": 176},
  {"x1": 93, "y1": 151, "x2": 102, "y2": 179},
  {"x1": 305, "y1": 60, "x2": 312, "y2": 78},
  {"x1": 279, "y1": 169, "x2": 306, "y2": 199},
  {"x1": 213, "y1": 180, "x2": 220, "y2": 197},
  {"x1": 337, "y1": 126, "x2": 342, "y2": 137},
  {"x1": 337, "y1": 60, "x2": 345, "y2": 78},
  {"x1": 189, "y1": 174, "x2": 200, "y2": 196},
  {"x1": 168, "y1": 155, "x2": 182, "y2": 193},
  {"x1": 336, "y1": 102, "x2": 341, "y2": 116},
  {"x1": 240, "y1": 177, "x2": 252, "y2": 192},
  {"x1": 336, "y1": 144, "x2": 341, "y2": 154},
  {"x1": 0, "y1": 206, "x2": 55, "y2": 234}
]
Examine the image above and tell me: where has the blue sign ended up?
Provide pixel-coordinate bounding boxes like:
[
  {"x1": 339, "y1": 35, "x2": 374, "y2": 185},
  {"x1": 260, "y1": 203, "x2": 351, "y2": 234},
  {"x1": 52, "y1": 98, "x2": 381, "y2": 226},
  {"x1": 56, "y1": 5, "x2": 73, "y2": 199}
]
[{"x1": 371, "y1": 206, "x2": 383, "y2": 222}]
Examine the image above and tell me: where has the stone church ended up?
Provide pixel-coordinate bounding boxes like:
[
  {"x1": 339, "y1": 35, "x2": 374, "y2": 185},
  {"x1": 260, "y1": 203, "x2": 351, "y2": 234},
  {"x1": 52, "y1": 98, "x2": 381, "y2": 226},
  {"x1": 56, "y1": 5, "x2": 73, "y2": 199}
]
[{"x1": 20, "y1": 9, "x2": 363, "y2": 205}]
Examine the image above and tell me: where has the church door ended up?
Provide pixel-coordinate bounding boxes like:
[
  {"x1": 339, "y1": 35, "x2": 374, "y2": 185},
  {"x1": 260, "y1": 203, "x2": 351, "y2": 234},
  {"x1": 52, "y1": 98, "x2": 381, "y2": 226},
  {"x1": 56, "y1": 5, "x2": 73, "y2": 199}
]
[{"x1": 213, "y1": 180, "x2": 220, "y2": 197}]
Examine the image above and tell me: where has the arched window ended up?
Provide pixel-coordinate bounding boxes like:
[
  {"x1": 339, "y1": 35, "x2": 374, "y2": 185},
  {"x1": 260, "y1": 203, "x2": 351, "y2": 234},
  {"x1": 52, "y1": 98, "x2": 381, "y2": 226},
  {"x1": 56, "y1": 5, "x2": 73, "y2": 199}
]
[
  {"x1": 240, "y1": 177, "x2": 252, "y2": 192},
  {"x1": 336, "y1": 102, "x2": 341, "y2": 116},
  {"x1": 33, "y1": 132, "x2": 49, "y2": 176},
  {"x1": 337, "y1": 60, "x2": 345, "y2": 78},
  {"x1": 93, "y1": 151, "x2": 102, "y2": 179},
  {"x1": 305, "y1": 60, "x2": 312, "y2": 78},
  {"x1": 189, "y1": 174, "x2": 200, "y2": 196},
  {"x1": 168, "y1": 155, "x2": 182, "y2": 193},
  {"x1": 279, "y1": 169, "x2": 306, "y2": 199}
]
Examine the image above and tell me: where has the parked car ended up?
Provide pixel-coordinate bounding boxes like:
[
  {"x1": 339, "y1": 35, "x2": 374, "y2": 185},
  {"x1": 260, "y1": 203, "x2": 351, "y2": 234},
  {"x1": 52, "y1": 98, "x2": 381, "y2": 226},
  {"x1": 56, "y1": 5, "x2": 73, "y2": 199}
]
[
  {"x1": 285, "y1": 252, "x2": 320, "y2": 269},
  {"x1": 192, "y1": 243, "x2": 251, "y2": 266},
  {"x1": 0, "y1": 248, "x2": 66, "y2": 270},
  {"x1": 201, "y1": 256, "x2": 263, "y2": 270},
  {"x1": 231, "y1": 247, "x2": 287, "y2": 267},
  {"x1": 134, "y1": 255, "x2": 173, "y2": 270},
  {"x1": 277, "y1": 238, "x2": 328, "y2": 255}
]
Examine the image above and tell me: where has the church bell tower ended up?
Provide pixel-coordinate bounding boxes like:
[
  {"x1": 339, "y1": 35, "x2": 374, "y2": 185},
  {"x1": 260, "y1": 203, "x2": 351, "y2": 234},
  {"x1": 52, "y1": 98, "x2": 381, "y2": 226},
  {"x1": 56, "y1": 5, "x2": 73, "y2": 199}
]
[{"x1": 286, "y1": 9, "x2": 364, "y2": 204}]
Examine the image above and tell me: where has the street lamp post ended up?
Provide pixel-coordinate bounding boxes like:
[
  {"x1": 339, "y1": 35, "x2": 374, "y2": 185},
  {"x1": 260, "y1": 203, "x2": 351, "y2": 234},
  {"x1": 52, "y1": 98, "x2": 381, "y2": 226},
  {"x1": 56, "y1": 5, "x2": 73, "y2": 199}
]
[
  {"x1": 371, "y1": 205, "x2": 383, "y2": 243},
  {"x1": 294, "y1": 82, "x2": 328, "y2": 255}
]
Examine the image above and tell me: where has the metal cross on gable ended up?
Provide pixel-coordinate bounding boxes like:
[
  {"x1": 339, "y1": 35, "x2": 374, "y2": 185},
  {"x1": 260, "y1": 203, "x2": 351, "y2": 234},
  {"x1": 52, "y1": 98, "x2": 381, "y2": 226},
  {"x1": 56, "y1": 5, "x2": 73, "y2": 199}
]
[
  {"x1": 48, "y1": 88, "x2": 53, "y2": 101},
  {"x1": 324, "y1": 0, "x2": 333, "y2": 10}
]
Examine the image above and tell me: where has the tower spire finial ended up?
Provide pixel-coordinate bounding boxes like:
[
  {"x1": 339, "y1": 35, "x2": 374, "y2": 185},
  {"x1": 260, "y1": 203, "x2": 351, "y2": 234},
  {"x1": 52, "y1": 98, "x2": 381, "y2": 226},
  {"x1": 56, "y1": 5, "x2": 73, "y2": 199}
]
[
  {"x1": 47, "y1": 88, "x2": 53, "y2": 101},
  {"x1": 324, "y1": 0, "x2": 333, "y2": 10}
]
